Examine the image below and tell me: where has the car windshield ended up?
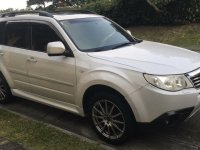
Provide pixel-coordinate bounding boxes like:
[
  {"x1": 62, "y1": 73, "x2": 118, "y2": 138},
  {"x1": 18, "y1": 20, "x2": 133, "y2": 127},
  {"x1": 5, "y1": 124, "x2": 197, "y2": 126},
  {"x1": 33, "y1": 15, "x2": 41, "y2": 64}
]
[{"x1": 60, "y1": 17, "x2": 138, "y2": 52}]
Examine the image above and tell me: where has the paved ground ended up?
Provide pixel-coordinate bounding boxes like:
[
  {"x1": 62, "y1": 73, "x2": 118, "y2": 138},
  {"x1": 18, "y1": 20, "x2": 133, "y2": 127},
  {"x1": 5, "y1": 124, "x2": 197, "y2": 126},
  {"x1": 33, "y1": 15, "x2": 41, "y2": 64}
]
[
  {"x1": 0, "y1": 137, "x2": 25, "y2": 150},
  {"x1": 1, "y1": 97, "x2": 200, "y2": 150}
]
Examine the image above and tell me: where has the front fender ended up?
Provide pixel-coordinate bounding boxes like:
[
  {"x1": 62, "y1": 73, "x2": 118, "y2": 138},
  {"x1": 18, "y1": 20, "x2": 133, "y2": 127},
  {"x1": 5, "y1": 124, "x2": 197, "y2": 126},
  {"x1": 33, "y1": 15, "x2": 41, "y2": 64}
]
[{"x1": 75, "y1": 67, "x2": 146, "y2": 118}]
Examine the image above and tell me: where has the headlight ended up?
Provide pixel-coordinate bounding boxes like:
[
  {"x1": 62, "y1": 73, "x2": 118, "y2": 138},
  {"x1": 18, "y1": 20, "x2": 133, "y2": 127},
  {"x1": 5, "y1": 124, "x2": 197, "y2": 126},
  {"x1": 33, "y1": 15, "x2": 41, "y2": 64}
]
[{"x1": 144, "y1": 74, "x2": 193, "y2": 91}]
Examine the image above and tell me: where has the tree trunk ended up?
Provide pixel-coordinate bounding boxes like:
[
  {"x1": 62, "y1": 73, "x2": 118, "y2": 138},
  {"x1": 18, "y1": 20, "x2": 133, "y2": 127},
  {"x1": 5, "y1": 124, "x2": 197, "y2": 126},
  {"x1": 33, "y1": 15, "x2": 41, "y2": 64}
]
[
  {"x1": 43, "y1": 2, "x2": 46, "y2": 8},
  {"x1": 146, "y1": 0, "x2": 161, "y2": 12}
]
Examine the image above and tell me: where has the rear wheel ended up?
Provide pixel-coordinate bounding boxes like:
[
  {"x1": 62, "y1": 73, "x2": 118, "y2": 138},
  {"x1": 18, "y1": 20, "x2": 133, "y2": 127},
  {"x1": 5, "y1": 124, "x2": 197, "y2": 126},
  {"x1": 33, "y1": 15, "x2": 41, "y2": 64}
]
[
  {"x1": 0, "y1": 73, "x2": 12, "y2": 104},
  {"x1": 89, "y1": 91, "x2": 136, "y2": 144}
]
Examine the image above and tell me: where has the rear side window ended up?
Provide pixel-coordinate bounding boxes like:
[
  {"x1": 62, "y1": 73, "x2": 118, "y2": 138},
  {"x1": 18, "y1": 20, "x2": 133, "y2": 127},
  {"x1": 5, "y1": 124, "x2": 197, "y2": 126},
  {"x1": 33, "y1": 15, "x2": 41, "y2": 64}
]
[
  {"x1": 0, "y1": 22, "x2": 5, "y2": 44},
  {"x1": 5, "y1": 22, "x2": 29, "y2": 49},
  {"x1": 31, "y1": 23, "x2": 62, "y2": 52}
]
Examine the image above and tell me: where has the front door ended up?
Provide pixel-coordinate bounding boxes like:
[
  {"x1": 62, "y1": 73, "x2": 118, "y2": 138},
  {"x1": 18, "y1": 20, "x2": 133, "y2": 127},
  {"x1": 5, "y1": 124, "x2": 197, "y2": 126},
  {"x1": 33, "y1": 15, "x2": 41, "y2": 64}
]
[{"x1": 27, "y1": 22, "x2": 76, "y2": 104}]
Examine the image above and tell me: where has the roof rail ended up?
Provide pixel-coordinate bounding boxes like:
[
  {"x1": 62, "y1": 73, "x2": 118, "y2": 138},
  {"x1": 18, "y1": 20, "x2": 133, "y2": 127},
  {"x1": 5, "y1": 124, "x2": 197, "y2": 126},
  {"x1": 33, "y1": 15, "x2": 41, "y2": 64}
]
[
  {"x1": 0, "y1": 11, "x2": 53, "y2": 18},
  {"x1": 52, "y1": 9, "x2": 97, "y2": 15}
]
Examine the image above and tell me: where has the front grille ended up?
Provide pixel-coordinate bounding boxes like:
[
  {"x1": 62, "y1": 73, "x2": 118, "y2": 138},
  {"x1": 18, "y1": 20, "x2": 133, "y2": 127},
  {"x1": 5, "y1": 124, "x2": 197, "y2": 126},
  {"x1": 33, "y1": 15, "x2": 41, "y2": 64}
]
[{"x1": 188, "y1": 68, "x2": 200, "y2": 89}]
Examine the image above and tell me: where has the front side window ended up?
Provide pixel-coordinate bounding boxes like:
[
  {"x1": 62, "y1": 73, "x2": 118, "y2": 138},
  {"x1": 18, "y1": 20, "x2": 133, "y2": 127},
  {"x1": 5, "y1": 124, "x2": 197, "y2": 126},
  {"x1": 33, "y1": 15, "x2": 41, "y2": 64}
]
[
  {"x1": 60, "y1": 17, "x2": 137, "y2": 52},
  {"x1": 31, "y1": 23, "x2": 62, "y2": 52},
  {"x1": 5, "y1": 22, "x2": 29, "y2": 49}
]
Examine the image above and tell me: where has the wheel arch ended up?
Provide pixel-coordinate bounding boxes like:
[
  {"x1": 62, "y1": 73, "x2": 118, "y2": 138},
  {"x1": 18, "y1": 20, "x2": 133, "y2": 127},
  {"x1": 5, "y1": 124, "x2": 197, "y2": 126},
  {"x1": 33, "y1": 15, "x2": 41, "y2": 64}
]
[
  {"x1": 76, "y1": 67, "x2": 143, "y2": 120},
  {"x1": 82, "y1": 84, "x2": 136, "y2": 121}
]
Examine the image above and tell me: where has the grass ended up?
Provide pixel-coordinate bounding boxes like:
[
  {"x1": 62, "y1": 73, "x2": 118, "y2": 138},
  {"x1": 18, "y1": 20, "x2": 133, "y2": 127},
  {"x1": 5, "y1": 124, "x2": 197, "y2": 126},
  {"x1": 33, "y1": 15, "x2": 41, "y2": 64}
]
[
  {"x1": 128, "y1": 24, "x2": 200, "y2": 51},
  {"x1": 0, "y1": 109, "x2": 102, "y2": 150}
]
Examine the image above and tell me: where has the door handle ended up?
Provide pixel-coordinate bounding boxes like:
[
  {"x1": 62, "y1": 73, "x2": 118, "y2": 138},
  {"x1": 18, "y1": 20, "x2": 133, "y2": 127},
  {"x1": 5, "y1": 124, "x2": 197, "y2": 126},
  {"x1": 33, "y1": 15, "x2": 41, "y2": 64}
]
[{"x1": 27, "y1": 57, "x2": 37, "y2": 63}]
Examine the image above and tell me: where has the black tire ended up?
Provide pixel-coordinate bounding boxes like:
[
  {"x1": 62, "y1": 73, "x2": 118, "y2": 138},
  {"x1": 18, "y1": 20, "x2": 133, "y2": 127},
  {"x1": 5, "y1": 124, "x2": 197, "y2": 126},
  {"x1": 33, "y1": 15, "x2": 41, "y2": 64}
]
[
  {"x1": 88, "y1": 91, "x2": 136, "y2": 144},
  {"x1": 0, "y1": 73, "x2": 12, "y2": 104}
]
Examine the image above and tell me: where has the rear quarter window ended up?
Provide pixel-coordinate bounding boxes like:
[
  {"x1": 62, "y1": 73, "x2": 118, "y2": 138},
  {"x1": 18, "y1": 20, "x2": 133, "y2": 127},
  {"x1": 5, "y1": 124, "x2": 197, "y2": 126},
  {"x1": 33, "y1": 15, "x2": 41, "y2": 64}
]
[{"x1": 0, "y1": 22, "x2": 5, "y2": 44}]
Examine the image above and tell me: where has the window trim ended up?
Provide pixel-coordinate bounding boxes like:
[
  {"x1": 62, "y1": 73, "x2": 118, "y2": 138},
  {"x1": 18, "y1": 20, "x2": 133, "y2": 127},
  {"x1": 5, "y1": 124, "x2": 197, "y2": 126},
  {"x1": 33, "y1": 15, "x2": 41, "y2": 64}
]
[
  {"x1": 30, "y1": 20, "x2": 74, "y2": 57},
  {"x1": 3, "y1": 20, "x2": 74, "y2": 57},
  {"x1": 0, "y1": 22, "x2": 6, "y2": 45},
  {"x1": 4, "y1": 21, "x2": 30, "y2": 49}
]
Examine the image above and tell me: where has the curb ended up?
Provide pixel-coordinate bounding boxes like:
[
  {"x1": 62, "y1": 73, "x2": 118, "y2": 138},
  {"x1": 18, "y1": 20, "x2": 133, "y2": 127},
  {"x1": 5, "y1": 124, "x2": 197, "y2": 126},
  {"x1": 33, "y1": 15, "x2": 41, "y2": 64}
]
[
  {"x1": 0, "y1": 137, "x2": 25, "y2": 150},
  {"x1": 0, "y1": 106, "x2": 115, "y2": 150}
]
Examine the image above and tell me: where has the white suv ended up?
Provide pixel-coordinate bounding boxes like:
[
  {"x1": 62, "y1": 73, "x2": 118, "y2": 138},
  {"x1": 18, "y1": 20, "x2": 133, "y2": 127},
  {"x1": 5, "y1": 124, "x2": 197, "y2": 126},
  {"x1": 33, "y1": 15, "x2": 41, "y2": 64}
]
[{"x1": 0, "y1": 10, "x2": 200, "y2": 143}]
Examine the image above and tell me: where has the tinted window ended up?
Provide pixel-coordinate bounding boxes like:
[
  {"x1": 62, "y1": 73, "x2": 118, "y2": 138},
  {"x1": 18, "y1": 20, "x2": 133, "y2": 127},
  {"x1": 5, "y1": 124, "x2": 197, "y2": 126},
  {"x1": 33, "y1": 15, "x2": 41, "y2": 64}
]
[
  {"x1": 5, "y1": 23, "x2": 29, "y2": 49},
  {"x1": 0, "y1": 22, "x2": 6, "y2": 45},
  {"x1": 31, "y1": 23, "x2": 61, "y2": 52}
]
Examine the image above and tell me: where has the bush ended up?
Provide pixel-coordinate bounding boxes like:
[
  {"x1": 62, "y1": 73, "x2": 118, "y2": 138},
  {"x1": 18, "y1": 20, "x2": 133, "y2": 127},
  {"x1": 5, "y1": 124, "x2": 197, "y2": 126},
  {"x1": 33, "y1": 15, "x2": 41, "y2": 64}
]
[
  {"x1": 150, "y1": 0, "x2": 200, "y2": 24},
  {"x1": 164, "y1": 0, "x2": 200, "y2": 23},
  {"x1": 84, "y1": 0, "x2": 160, "y2": 27},
  {"x1": 83, "y1": 0, "x2": 200, "y2": 26}
]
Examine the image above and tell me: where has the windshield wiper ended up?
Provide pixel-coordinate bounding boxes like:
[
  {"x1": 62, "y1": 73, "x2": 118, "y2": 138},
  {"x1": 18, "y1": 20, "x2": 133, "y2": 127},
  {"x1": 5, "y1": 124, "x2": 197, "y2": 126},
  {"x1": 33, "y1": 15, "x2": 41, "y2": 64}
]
[
  {"x1": 112, "y1": 42, "x2": 137, "y2": 49},
  {"x1": 85, "y1": 40, "x2": 143, "y2": 52}
]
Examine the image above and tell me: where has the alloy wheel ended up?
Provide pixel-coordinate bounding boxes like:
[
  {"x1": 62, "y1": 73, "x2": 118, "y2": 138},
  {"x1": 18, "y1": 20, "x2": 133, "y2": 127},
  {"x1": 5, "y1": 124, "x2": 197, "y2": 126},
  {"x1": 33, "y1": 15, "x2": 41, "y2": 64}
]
[{"x1": 92, "y1": 99, "x2": 126, "y2": 140}]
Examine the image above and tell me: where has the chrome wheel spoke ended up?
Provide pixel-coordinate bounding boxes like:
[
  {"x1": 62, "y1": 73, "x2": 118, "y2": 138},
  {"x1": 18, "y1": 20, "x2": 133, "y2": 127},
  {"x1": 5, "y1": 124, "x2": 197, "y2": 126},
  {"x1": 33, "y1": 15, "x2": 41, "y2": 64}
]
[
  {"x1": 111, "y1": 125, "x2": 118, "y2": 137},
  {"x1": 112, "y1": 119, "x2": 124, "y2": 125},
  {"x1": 109, "y1": 105, "x2": 115, "y2": 115},
  {"x1": 107, "y1": 126, "x2": 111, "y2": 137},
  {"x1": 113, "y1": 123, "x2": 124, "y2": 133},
  {"x1": 98, "y1": 102, "x2": 106, "y2": 114},
  {"x1": 0, "y1": 88, "x2": 6, "y2": 101},
  {"x1": 111, "y1": 113, "x2": 121, "y2": 118},
  {"x1": 92, "y1": 114, "x2": 104, "y2": 120},
  {"x1": 0, "y1": 78, "x2": 8, "y2": 101},
  {"x1": 95, "y1": 120, "x2": 104, "y2": 126},
  {"x1": 101, "y1": 124, "x2": 106, "y2": 133},
  {"x1": 92, "y1": 99, "x2": 126, "y2": 140},
  {"x1": 105, "y1": 100, "x2": 108, "y2": 114},
  {"x1": 0, "y1": 93, "x2": 5, "y2": 100},
  {"x1": 93, "y1": 106, "x2": 104, "y2": 115},
  {"x1": 0, "y1": 88, "x2": 7, "y2": 94}
]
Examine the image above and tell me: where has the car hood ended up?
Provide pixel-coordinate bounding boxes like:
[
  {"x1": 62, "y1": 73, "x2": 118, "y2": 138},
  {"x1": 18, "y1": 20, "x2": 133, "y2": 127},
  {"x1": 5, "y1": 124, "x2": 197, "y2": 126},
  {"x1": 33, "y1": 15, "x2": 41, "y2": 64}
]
[{"x1": 87, "y1": 41, "x2": 200, "y2": 75}]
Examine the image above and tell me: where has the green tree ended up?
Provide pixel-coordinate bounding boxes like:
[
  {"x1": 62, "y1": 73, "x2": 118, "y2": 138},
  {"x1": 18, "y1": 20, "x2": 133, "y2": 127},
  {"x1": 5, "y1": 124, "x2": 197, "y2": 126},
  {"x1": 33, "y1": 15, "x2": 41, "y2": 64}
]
[
  {"x1": 27, "y1": 0, "x2": 86, "y2": 10},
  {"x1": 27, "y1": 0, "x2": 53, "y2": 8},
  {"x1": 83, "y1": 0, "x2": 161, "y2": 26}
]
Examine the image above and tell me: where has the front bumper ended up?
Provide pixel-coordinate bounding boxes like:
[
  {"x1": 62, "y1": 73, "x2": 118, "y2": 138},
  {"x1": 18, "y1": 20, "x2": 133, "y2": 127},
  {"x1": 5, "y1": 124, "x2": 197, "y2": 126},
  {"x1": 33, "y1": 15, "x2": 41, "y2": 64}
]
[
  {"x1": 128, "y1": 84, "x2": 200, "y2": 123},
  {"x1": 152, "y1": 107, "x2": 194, "y2": 125}
]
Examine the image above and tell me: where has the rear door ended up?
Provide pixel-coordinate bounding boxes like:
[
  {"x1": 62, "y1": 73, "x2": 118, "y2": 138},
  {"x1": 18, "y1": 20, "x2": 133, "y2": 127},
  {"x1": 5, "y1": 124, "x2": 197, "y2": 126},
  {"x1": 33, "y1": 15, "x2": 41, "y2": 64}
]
[{"x1": 0, "y1": 22, "x2": 31, "y2": 92}]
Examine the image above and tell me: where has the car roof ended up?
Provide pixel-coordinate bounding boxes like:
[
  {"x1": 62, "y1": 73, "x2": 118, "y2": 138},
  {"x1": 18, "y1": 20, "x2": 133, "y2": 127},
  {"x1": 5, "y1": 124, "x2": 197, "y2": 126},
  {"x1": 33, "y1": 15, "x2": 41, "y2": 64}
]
[
  {"x1": 0, "y1": 10, "x2": 102, "y2": 22},
  {"x1": 53, "y1": 14, "x2": 101, "y2": 20}
]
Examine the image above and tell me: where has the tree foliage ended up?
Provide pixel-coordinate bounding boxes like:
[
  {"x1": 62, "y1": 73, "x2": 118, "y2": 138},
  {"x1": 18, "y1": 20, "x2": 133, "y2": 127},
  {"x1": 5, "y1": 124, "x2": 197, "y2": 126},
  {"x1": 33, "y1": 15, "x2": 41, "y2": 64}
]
[
  {"x1": 26, "y1": 0, "x2": 86, "y2": 8},
  {"x1": 83, "y1": 0, "x2": 161, "y2": 26},
  {"x1": 23, "y1": 0, "x2": 200, "y2": 26},
  {"x1": 27, "y1": 0, "x2": 52, "y2": 8},
  {"x1": 83, "y1": 0, "x2": 200, "y2": 26}
]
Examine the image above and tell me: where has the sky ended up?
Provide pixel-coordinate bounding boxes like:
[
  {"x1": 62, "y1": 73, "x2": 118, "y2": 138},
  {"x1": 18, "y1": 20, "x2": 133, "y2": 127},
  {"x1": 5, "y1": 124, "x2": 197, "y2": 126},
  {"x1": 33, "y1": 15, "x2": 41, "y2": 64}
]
[{"x1": 0, "y1": 0, "x2": 27, "y2": 10}]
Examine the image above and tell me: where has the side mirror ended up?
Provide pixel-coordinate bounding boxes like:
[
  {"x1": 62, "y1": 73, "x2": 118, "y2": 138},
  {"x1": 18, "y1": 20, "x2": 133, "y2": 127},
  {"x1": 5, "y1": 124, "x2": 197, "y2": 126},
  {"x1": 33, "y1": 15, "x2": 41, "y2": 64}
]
[
  {"x1": 47, "y1": 41, "x2": 65, "y2": 56},
  {"x1": 127, "y1": 30, "x2": 132, "y2": 36}
]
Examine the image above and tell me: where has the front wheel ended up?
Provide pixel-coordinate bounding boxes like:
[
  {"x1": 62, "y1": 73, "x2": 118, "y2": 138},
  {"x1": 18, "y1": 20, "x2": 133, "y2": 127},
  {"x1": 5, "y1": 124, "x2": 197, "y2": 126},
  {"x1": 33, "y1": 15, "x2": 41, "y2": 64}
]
[{"x1": 89, "y1": 92, "x2": 136, "y2": 144}]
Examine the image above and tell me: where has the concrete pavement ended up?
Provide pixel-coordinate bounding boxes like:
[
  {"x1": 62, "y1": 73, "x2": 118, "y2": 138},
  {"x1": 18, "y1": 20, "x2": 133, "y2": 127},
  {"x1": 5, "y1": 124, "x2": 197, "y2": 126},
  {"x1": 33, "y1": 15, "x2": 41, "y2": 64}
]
[
  {"x1": 0, "y1": 137, "x2": 25, "y2": 150},
  {"x1": 1, "y1": 97, "x2": 200, "y2": 150}
]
